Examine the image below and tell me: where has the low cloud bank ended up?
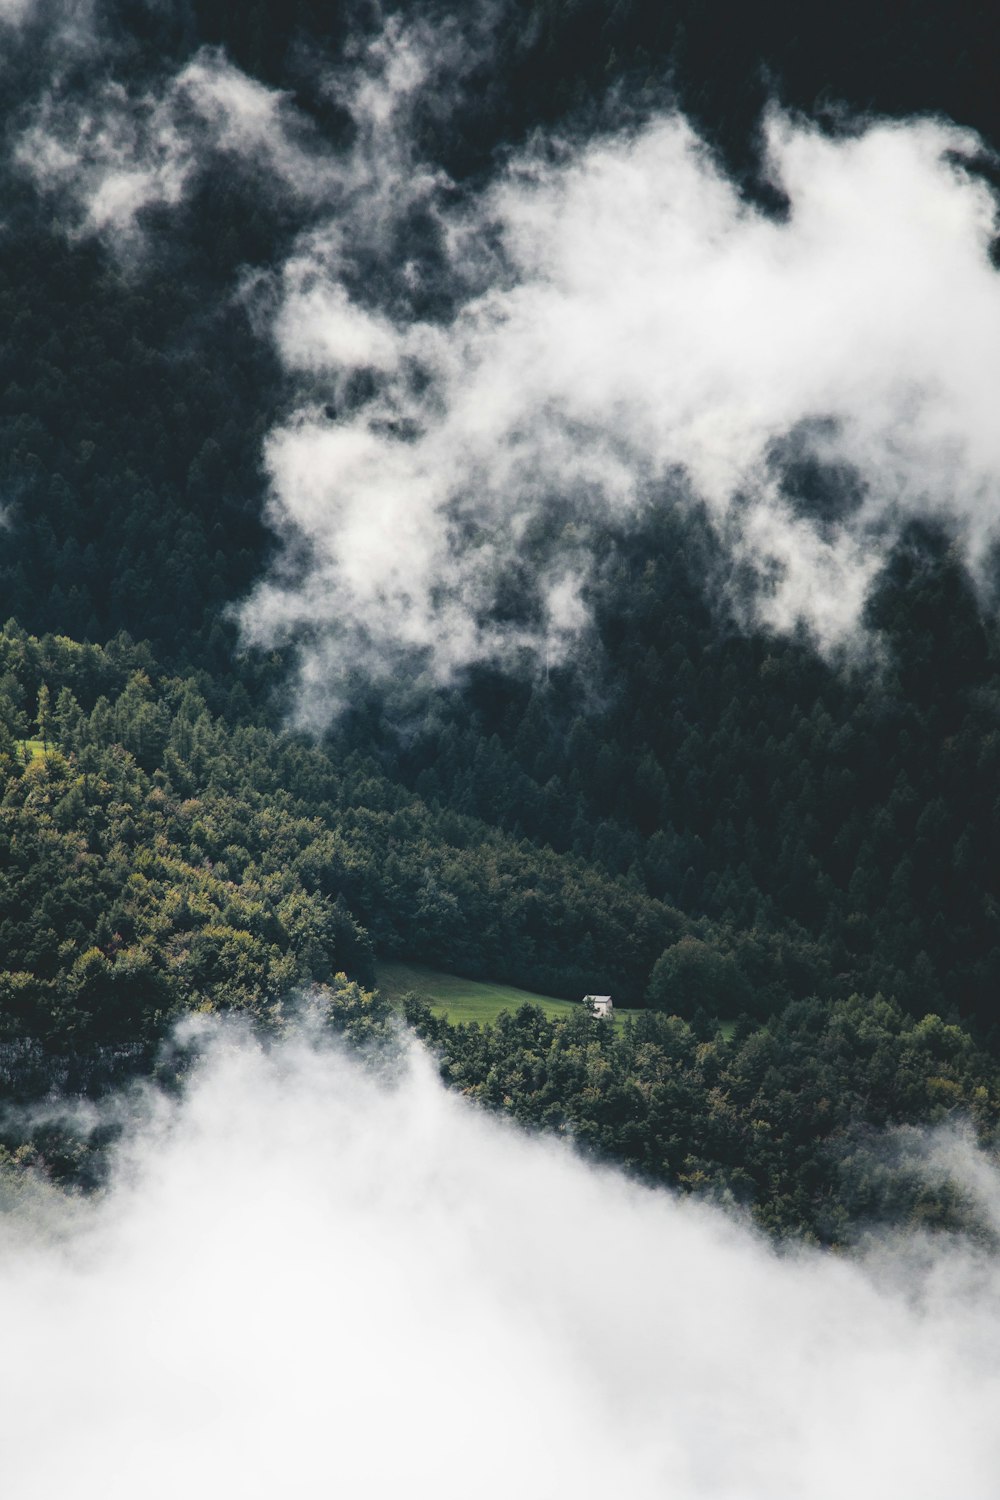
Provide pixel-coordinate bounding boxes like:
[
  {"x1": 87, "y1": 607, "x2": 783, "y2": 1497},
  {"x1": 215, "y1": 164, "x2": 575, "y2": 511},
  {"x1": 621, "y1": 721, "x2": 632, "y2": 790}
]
[{"x1": 2, "y1": 1022, "x2": 1000, "y2": 1499}]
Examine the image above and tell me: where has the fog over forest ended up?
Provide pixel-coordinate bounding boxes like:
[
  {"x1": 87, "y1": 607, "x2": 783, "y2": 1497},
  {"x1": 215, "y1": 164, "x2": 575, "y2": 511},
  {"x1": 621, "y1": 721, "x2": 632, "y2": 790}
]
[
  {"x1": 12, "y1": 6, "x2": 1000, "y2": 708},
  {"x1": 2, "y1": 1, "x2": 1000, "y2": 1494},
  {"x1": 3, "y1": 1021, "x2": 1000, "y2": 1500}
]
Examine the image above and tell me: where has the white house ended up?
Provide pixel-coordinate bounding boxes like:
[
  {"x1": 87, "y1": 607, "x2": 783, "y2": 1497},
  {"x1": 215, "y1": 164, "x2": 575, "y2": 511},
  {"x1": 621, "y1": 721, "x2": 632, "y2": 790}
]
[{"x1": 583, "y1": 994, "x2": 614, "y2": 1018}]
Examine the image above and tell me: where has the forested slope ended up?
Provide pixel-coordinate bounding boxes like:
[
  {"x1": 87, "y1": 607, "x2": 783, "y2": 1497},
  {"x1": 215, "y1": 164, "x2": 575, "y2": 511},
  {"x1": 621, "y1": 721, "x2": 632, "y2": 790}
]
[
  {"x1": 2, "y1": 621, "x2": 999, "y2": 1243},
  {"x1": 0, "y1": 625, "x2": 686, "y2": 1064},
  {"x1": 361, "y1": 509, "x2": 1000, "y2": 1032},
  {"x1": 0, "y1": 0, "x2": 999, "y2": 1243},
  {"x1": 408, "y1": 994, "x2": 1000, "y2": 1243}
]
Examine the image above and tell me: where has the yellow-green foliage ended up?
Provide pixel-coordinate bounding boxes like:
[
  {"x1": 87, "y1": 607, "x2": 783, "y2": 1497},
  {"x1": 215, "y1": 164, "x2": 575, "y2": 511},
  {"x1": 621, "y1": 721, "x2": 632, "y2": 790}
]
[
  {"x1": 0, "y1": 624, "x2": 683, "y2": 1055},
  {"x1": 0, "y1": 688, "x2": 372, "y2": 1045}
]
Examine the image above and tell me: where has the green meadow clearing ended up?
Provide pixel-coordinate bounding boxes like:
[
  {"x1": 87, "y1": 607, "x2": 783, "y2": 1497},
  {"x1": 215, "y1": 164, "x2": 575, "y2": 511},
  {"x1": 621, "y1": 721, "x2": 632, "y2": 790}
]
[
  {"x1": 375, "y1": 961, "x2": 736, "y2": 1035},
  {"x1": 17, "y1": 739, "x2": 49, "y2": 762},
  {"x1": 375, "y1": 960, "x2": 628, "y2": 1027}
]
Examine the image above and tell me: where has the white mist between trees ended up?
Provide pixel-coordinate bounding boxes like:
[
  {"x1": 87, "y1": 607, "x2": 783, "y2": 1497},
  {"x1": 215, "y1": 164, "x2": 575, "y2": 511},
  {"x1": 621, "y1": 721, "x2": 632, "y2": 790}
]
[
  {"x1": 14, "y1": 11, "x2": 1000, "y2": 717},
  {"x1": 243, "y1": 94, "x2": 1000, "y2": 719},
  {"x1": 1, "y1": 1021, "x2": 999, "y2": 1499},
  {"x1": 247, "y1": 101, "x2": 1000, "y2": 720}
]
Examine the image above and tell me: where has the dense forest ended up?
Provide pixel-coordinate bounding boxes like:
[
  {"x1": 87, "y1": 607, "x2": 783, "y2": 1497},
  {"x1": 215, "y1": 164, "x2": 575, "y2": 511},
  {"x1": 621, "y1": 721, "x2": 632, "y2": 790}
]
[{"x1": 0, "y1": 0, "x2": 999, "y2": 1244}]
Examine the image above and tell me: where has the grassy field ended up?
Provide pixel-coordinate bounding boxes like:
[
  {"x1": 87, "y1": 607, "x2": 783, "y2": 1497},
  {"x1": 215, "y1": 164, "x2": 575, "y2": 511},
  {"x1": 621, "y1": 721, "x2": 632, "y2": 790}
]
[
  {"x1": 9, "y1": 731, "x2": 64, "y2": 764},
  {"x1": 17, "y1": 739, "x2": 49, "y2": 763},
  {"x1": 376, "y1": 960, "x2": 596, "y2": 1026},
  {"x1": 376, "y1": 960, "x2": 735, "y2": 1036}
]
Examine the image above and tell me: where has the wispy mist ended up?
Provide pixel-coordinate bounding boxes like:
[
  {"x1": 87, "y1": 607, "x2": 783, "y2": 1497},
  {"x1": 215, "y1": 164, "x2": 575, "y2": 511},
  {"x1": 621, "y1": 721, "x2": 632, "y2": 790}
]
[
  {"x1": 2, "y1": 1021, "x2": 1000, "y2": 1499},
  {"x1": 240, "y1": 98, "x2": 1000, "y2": 717},
  {"x1": 14, "y1": 45, "x2": 340, "y2": 247},
  {"x1": 0, "y1": 0, "x2": 33, "y2": 26},
  {"x1": 13, "y1": 10, "x2": 1000, "y2": 713}
]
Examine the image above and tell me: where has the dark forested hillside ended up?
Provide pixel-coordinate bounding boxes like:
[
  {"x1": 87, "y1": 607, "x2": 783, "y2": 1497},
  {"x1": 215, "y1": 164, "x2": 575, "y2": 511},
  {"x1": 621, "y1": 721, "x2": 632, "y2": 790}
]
[
  {"x1": 0, "y1": 624, "x2": 688, "y2": 1049},
  {"x1": 335, "y1": 507, "x2": 1000, "y2": 1035},
  {"x1": 407, "y1": 993, "x2": 1000, "y2": 1243},
  {"x1": 1, "y1": 0, "x2": 999, "y2": 1242},
  {"x1": 0, "y1": 206, "x2": 278, "y2": 662}
]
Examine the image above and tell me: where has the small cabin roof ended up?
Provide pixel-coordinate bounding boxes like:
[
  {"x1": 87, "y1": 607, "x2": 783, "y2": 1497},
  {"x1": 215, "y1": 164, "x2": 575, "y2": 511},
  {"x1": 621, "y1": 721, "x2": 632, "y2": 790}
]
[{"x1": 584, "y1": 994, "x2": 613, "y2": 1004}]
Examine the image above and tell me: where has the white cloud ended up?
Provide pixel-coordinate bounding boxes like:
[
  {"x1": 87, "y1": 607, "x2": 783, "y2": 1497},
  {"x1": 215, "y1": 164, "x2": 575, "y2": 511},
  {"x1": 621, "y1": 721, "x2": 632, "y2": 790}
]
[
  {"x1": 12, "y1": 10, "x2": 484, "y2": 258},
  {"x1": 272, "y1": 264, "x2": 402, "y2": 374},
  {"x1": 2, "y1": 1022, "x2": 1000, "y2": 1499},
  {"x1": 16, "y1": 77, "x2": 192, "y2": 238},
  {"x1": 0, "y1": 0, "x2": 111, "y2": 70},
  {"x1": 14, "y1": 10, "x2": 1000, "y2": 696},
  {"x1": 13, "y1": 47, "x2": 339, "y2": 246},
  {"x1": 175, "y1": 51, "x2": 338, "y2": 200},
  {"x1": 240, "y1": 102, "x2": 1000, "y2": 712},
  {"x1": 0, "y1": 0, "x2": 35, "y2": 26}
]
